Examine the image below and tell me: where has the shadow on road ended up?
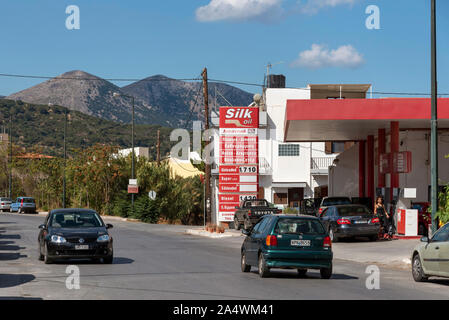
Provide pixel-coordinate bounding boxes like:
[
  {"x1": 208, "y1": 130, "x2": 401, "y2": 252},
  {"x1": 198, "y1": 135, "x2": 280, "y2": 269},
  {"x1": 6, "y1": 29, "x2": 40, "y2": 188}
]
[
  {"x1": 428, "y1": 279, "x2": 449, "y2": 286},
  {"x1": 49, "y1": 257, "x2": 134, "y2": 265},
  {"x1": 251, "y1": 270, "x2": 358, "y2": 280},
  {"x1": 0, "y1": 297, "x2": 43, "y2": 300},
  {"x1": 0, "y1": 274, "x2": 35, "y2": 288},
  {"x1": 0, "y1": 223, "x2": 27, "y2": 261}
]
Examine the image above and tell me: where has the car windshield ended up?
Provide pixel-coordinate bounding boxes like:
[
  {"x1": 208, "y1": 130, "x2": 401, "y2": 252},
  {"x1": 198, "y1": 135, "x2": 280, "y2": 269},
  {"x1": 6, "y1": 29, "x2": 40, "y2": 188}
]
[
  {"x1": 322, "y1": 198, "x2": 351, "y2": 206},
  {"x1": 338, "y1": 206, "x2": 372, "y2": 216},
  {"x1": 50, "y1": 211, "x2": 104, "y2": 228},
  {"x1": 275, "y1": 218, "x2": 325, "y2": 235}
]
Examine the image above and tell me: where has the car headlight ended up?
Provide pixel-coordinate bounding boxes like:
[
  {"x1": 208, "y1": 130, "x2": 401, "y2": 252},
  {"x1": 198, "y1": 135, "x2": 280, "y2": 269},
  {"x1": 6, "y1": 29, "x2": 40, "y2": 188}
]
[
  {"x1": 97, "y1": 235, "x2": 110, "y2": 242},
  {"x1": 51, "y1": 235, "x2": 66, "y2": 243}
]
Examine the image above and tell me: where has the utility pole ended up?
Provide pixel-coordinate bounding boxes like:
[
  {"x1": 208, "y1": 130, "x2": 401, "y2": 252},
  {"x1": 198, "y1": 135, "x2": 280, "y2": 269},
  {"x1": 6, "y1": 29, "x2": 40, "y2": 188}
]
[
  {"x1": 202, "y1": 68, "x2": 211, "y2": 224},
  {"x1": 430, "y1": 0, "x2": 439, "y2": 234},
  {"x1": 63, "y1": 108, "x2": 67, "y2": 208},
  {"x1": 8, "y1": 111, "x2": 12, "y2": 199},
  {"x1": 156, "y1": 129, "x2": 161, "y2": 165}
]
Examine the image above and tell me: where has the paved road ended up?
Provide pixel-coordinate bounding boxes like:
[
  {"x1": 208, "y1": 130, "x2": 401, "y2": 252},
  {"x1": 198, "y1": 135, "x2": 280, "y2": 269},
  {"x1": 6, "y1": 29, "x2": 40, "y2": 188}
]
[{"x1": 1, "y1": 213, "x2": 449, "y2": 300}]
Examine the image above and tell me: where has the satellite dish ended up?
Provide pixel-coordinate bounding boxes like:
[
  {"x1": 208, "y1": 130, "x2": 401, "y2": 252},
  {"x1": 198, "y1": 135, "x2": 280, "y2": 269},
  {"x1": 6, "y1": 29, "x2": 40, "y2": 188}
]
[{"x1": 253, "y1": 93, "x2": 262, "y2": 105}]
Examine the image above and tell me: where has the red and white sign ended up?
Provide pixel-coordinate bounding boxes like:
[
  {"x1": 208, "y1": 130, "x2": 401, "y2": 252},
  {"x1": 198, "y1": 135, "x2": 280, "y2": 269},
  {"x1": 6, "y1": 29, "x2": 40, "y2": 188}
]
[
  {"x1": 393, "y1": 151, "x2": 412, "y2": 173},
  {"x1": 219, "y1": 107, "x2": 259, "y2": 129},
  {"x1": 218, "y1": 107, "x2": 259, "y2": 222}
]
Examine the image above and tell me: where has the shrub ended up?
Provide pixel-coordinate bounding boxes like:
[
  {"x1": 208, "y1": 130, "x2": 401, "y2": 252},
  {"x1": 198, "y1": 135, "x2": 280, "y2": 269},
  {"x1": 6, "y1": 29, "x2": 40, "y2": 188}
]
[{"x1": 132, "y1": 195, "x2": 159, "y2": 223}]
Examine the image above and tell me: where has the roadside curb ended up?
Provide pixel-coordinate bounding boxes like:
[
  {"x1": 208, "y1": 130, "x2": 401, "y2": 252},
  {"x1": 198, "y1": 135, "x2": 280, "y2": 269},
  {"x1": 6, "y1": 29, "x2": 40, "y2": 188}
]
[{"x1": 186, "y1": 228, "x2": 243, "y2": 238}]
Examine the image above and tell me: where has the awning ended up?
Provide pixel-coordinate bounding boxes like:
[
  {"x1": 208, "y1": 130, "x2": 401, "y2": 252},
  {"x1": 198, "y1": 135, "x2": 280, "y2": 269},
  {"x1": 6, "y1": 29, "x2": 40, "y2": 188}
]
[
  {"x1": 272, "y1": 182, "x2": 307, "y2": 188},
  {"x1": 284, "y1": 98, "x2": 449, "y2": 142}
]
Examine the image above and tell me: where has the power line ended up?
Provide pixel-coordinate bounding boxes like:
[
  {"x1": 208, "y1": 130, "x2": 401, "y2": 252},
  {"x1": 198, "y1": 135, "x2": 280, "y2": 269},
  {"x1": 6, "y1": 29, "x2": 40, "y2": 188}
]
[{"x1": 1, "y1": 71, "x2": 449, "y2": 96}]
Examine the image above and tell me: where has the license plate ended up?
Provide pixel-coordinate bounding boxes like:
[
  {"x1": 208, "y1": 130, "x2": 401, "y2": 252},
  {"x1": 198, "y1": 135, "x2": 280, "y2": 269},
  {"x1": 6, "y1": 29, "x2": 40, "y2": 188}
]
[
  {"x1": 75, "y1": 245, "x2": 89, "y2": 250},
  {"x1": 291, "y1": 240, "x2": 311, "y2": 247},
  {"x1": 354, "y1": 220, "x2": 368, "y2": 224}
]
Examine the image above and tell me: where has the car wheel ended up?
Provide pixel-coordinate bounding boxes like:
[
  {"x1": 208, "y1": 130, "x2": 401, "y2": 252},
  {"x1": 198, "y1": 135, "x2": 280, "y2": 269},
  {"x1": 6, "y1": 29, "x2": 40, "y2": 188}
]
[
  {"x1": 320, "y1": 264, "x2": 332, "y2": 279},
  {"x1": 329, "y1": 228, "x2": 338, "y2": 243},
  {"x1": 103, "y1": 254, "x2": 113, "y2": 264},
  {"x1": 297, "y1": 269, "x2": 307, "y2": 277},
  {"x1": 241, "y1": 251, "x2": 251, "y2": 272},
  {"x1": 44, "y1": 245, "x2": 53, "y2": 264},
  {"x1": 258, "y1": 253, "x2": 270, "y2": 278},
  {"x1": 38, "y1": 245, "x2": 44, "y2": 261},
  {"x1": 234, "y1": 217, "x2": 241, "y2": 230},
  {"x1": 412, "y1": 254, "x2": 428, "y2": 282},
  {"x1": 369, "y1": 234, "x2": 378, "y2": 242},
  {"x1": 244, "y1": 219, "x2": 251, "y2": 231}
]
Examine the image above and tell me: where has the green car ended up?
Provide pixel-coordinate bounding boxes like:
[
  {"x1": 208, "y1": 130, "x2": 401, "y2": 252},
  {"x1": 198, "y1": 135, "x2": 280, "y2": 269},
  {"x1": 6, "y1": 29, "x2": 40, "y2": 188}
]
[
  {"x1": 241, "y1": 215, "x2": 333, "y2": 278},
  {"x1": 411, "y1": 222, "x2": 449, "y2": 282}
]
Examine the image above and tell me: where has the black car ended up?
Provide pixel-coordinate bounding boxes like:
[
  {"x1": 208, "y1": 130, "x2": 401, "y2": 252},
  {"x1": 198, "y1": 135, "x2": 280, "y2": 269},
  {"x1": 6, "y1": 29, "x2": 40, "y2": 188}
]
[
  {"x1": 319, "y1": 204, "x2": 380, "y2": 242},
  {"x1": 234, "y1": 199, "x2": 281, "y2": 230},
  {"x1": 38, "y1": 208, "x2": 114, "y2": 264}
]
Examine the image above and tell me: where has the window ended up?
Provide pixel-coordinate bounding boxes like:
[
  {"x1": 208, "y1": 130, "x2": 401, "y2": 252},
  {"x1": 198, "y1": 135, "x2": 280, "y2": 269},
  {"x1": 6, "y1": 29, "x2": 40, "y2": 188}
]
[
  {"x1": 331, "y1": 142, "x2": 345, "y2": 153},
  {"x1": 274, "y1": 193, "x2": 288, "y2": 205},
  {"x1": 275, "y1": 218, "x2": 325, "y2": 235},
  {"x1": 432, "y1": 224, "x2": 449, "y2": 242},
  {"x1": 278, "y1": 144, "x2": 300, "y2": 157}
]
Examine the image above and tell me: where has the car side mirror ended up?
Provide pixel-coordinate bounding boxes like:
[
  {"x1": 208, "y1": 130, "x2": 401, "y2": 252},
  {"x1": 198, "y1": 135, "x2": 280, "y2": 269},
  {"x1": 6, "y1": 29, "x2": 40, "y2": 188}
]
[
  {"x1": 106, "y1": 224, "x2": 113, "y2": 229},
  {"x1": 420, "y1": 236, "x2": 429, "y2": 243},
  {"x1": 242, "y1": 229, "x2": 250, "y2": 236},
  {"x1": 38, "y1": 224, "x2": 46, "y2": 230}
]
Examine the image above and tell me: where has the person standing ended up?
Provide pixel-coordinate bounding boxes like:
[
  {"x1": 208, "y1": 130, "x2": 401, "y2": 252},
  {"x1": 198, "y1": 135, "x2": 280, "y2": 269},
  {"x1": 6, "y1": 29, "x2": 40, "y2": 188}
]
[{"x1": 375, "y1": 196, "x2": 390, "y2": 235}]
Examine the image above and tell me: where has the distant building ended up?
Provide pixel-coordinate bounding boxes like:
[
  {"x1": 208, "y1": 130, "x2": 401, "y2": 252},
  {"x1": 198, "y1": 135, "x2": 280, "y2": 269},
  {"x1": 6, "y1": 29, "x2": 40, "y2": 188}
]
[
  {"x1": 118, "y1": 147, "x2": 150, "y2": 159},
  {"x1": 167, "y1": 151, "x2": 204, "y2": 179}
]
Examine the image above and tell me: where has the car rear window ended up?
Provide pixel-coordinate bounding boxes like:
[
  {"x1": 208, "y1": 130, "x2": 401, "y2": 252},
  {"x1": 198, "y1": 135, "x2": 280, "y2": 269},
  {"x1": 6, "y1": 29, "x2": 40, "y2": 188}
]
[
  {"x1": 275, "y1": 218, "x2": 325, "y2": 235},
  {"x1": 322, "y1": 197, "x2": 351, "y2": 206},
  {"x1": 0, "y1": 198, "x2": 11, "y2": 201},
  {"x1": 338, "y1": 206, "x2": 372, "y2": 216},
  {"x1": 23, "y1": 198, "x2": 35, "y2": 203},
  {"x1": 245, "y1": 200, "x2": 268, "y2": 207}
]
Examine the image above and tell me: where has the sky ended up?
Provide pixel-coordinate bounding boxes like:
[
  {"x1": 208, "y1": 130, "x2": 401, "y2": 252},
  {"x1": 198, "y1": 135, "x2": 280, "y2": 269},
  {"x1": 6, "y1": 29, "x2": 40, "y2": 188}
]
[{"x1": 0, "y1": 0, "x2": 448, "y2": 97}]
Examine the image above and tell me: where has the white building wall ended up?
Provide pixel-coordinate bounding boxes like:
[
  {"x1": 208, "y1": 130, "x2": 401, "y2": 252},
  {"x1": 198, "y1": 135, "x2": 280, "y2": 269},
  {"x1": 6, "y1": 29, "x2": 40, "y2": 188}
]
[{"x1": 329, "y1": 143, "x2": 359, "y2": 198}]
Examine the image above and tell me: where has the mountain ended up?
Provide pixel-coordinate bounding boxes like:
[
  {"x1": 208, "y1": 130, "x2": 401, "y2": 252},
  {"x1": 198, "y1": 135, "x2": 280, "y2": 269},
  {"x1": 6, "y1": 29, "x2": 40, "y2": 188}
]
[
  {"x1": 121, "y1": 75, "x2": 254, "y2": 127},
  {"x1": 7, "y1": 71, "x2": 255, "y2": 128},
  {"x1": 0, "y1": 98, "x2": 174, "y2": 158},
  {"x1": 6, "y1": 71, "x2": 172, "y2": 126}
]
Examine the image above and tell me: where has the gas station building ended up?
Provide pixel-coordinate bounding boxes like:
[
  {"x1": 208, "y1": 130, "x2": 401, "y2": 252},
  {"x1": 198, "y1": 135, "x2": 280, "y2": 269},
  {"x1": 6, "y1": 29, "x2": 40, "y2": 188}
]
[{"x1": 211, "y1": 83, "x2": 449, "y2": 229}]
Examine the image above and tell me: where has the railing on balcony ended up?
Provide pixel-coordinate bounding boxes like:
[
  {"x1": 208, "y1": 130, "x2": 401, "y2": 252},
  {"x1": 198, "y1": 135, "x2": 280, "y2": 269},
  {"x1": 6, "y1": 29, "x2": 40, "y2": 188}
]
[
  {"x1": 211, "y1": 157, "x2": 272, "y2": 175},
  {"x1": 311, "y1": 157, "x2": 336, "y2": 174}
]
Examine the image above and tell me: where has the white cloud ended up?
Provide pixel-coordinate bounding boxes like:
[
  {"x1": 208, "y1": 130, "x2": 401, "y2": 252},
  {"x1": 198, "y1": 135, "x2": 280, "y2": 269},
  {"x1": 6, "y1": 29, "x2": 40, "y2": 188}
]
[
  {"x1": 300, "y1": 0, "x2": 359, "y2": 14},
  {"x1": 195, "y1": 0, "x2": 360, "y2": 22},
  {"x1": 195, "y1": 0, "x2": 283, "y2": 22},
  {"x1": 291, "y1": 44, "x2": 364, "y2": 69}
]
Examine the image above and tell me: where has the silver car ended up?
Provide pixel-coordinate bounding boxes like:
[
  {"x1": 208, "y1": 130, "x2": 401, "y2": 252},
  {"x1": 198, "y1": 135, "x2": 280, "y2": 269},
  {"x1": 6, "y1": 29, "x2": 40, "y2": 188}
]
[
  {"x1": 0, "y1": 197, "x2": 12, "y2": 212},
  {"x1": 411, "y1": 222, "x2": 449, "y2": 282}
]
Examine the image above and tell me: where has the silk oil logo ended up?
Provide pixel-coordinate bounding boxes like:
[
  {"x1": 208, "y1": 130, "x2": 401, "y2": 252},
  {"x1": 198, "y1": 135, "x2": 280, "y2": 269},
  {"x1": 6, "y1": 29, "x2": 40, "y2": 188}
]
[{"x1": 225, "y1": 108, "x2": 254, "y2": 127}]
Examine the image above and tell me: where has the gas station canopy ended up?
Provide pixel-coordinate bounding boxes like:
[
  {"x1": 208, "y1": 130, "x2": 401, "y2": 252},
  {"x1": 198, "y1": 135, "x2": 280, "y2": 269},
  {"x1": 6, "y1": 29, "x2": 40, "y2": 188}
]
[{"x1": 284, "y1": 98, "x2": 449, "y2": 142}]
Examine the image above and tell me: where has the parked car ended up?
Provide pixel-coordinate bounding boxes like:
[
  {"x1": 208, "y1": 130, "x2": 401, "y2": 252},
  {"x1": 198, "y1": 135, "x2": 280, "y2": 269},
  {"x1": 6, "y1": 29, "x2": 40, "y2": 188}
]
[
  {"x1": 411, "y1": 202, "x2": 431, "y2": 236},
  {"x1": 10, "y1": 197, "x2": 37, "y2": 214},
  {"x1": 411, "y1": 222, "x2": 449, "y2": 282},
  {"x1": 300, "y1": 198, "x2": 322, "y2": 216},
  {"x1": 319, "y1": 204, "x2": 380, "y2": 242},
  {"x1": 241, "y1": 214, "x2": 333, "y2": 278},
  {"x1": 234, "y1": 199, "x2": 281, "y2": 230},
  {"x1": 38, "y1": 208, "x2": 114, "y2": 264},
  {"x1": 0, "y1": 197, "x2": 12, "y2": 212},
  {"x1": 317, "y1": 196, "x2": 352, "y2": 217}
]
